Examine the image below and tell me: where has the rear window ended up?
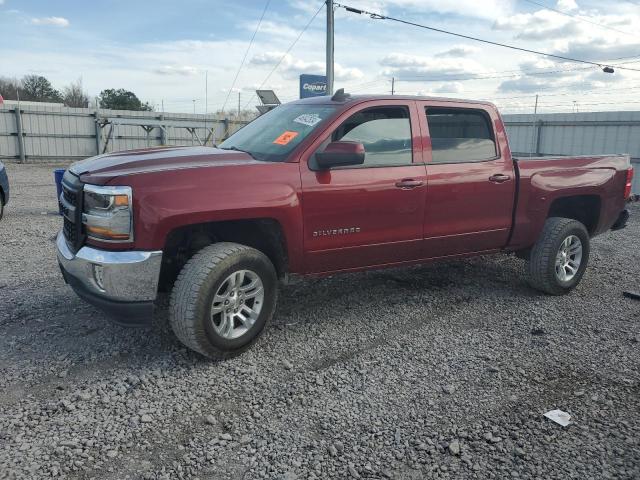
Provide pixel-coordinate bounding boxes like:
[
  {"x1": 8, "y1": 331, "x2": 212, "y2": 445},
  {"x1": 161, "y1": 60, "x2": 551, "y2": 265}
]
[{"x1": 425, "y1": 107, "x2": 497, "y2": 163}]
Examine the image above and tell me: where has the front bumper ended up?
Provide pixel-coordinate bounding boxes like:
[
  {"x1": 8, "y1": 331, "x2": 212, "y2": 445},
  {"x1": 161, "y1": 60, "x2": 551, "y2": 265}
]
[{"x1": 56, "y1": 231, "x2": 162, "y2": 325}]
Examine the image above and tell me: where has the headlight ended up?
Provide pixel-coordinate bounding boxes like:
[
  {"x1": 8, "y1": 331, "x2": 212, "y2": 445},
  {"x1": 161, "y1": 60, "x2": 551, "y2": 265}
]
[{"x1": 82, "y1": 185, "x2": 133, "y2": 242}]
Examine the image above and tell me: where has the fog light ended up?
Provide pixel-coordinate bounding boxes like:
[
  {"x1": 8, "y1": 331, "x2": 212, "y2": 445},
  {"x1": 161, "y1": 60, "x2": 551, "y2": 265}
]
[{"x1": 93, "y1": 264, "x2": 105, "y2": 290}]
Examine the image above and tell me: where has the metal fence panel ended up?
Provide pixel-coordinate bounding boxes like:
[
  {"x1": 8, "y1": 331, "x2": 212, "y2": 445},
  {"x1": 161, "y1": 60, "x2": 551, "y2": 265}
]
[
  {"x1": 0, "y1": 104, "x2": 247, "y2": 163},
  {"x1": 1, "y1": 105, "x2": 638, "y2": 194},
  {"x1": 504, "y1": 111, "x2": 640, "y2": 158}
]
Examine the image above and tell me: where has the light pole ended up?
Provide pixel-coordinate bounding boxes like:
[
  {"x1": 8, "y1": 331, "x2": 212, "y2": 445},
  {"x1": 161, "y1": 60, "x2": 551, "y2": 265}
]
[{"x1": 326, "y1": 0, "x2": 334, "y2": 96}]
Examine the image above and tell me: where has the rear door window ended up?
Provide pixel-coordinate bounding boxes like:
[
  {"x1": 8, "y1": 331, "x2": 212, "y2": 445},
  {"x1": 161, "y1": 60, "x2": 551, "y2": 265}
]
[{"x1": 425, "y1": 107, "x2": 497, "y2": 163}]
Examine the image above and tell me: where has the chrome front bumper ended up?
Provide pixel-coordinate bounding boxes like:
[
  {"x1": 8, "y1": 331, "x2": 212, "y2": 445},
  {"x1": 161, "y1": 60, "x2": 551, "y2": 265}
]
[{"x1": 56, "y1": 231, "x2": 162, "y2": 323}]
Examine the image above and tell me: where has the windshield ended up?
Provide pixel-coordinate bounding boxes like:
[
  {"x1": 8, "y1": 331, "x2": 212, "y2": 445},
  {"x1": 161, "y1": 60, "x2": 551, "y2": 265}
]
[{"x1": 219, "y1": 104, "x2": 337, "y2": 162}]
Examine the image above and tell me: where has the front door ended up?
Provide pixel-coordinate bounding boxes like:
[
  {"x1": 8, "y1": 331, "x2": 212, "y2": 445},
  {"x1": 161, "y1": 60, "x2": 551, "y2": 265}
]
[
  {"x1": 417, "y1": 102, "x2": 516, "y2": 257},
  {"x1": 300, "y1": 101, "x2": 427, "y2": 273}
]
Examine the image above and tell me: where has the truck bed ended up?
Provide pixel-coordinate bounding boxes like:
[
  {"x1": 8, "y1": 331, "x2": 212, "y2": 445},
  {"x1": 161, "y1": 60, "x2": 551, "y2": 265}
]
[{"x1": 508, "y1": 153, "x2": 631, "y2": 250}]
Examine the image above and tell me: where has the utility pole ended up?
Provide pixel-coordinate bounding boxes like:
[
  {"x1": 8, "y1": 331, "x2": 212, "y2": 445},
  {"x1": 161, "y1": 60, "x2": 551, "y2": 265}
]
[
  {"x1": 391, "y1": 77, "x2": 395, "y2": 95},
  {"x1": 192, "y1": 99, "x2": 196, "y2": 114},
  {"x1": 534, "y1": 94, "x2": 538, "y2": 114},
  {"x1": 205, "y1": 71, "x2": 208, "y2": 144},
  {"x1": 238, "y1": 92, "x2": 241, "y2": 117},
  {"x1": 326, "y1": 0, "x2": 334, "y2": 96}
]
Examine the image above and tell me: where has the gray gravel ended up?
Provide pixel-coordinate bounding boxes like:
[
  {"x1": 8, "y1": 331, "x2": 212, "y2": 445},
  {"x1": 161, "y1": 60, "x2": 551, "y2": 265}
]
[{"x1": 1, "y1": 162, "x2": 639, "y2": 479}]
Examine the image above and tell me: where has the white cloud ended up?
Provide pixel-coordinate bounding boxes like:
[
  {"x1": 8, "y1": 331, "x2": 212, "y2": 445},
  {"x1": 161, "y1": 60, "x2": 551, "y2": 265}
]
[
  {"x1": 244, "y1": 20, "x2": 298, "y2": 39},
  {"x1": 493, "y1": 3, "x2": 640, "y2": 65},
  {"x1": 250, "y1": 52, "x2": 364, "y2": 81},
  {"x1": 31, "y1": 16, "x2": 70, "y2": 27},
  {"x1": 493, "y1": 10, "x2": 581, "y2": 40},
  {"x1": 553, "y1": 36, "x2": 640, "y2": 62},
  {"x1": 325, "y1": 0, "x2": 516, "y2": 21},
  {"x1": 556, "y1": 0, "x2": 578, "y2": 12},
  {"x1": 435, "y1": 45, "x2": 480, "y2": 58},
  {"x1": 379, "y1": 52, "x2": 483, "y2": 80},
  {"x1": 153, "y1": 65, "x2": 199, "y2": 76},
  {"x1": 433, "y1": 82, "x2": 464, "y2": 94}
]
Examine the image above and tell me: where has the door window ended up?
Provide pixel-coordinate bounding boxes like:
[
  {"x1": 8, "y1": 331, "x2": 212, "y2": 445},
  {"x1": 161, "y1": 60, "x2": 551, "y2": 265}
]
[
  {"x1": 329, "y1": 106, "x2": 413, "y2": 167},
  {"x1": 425, "y1": 107, "x2": 497, "y2": 163}
]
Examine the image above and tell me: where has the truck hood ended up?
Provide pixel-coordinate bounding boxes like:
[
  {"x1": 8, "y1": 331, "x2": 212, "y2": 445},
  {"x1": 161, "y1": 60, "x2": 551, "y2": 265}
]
[{"x1": 70, "y1": 146, "x2": 262, "y2": 181}]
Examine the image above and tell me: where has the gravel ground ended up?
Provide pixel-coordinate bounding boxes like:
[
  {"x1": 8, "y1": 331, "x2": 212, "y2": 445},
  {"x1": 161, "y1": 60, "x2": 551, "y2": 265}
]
[{"x1": 1, "y1": 162, "x2": 639, "y2": 480}]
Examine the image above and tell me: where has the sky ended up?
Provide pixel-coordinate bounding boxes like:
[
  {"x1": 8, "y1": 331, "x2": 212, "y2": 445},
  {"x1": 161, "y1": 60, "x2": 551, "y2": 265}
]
[{"x1": 1, "y1": 0, "x2": 639, "y2": 114}]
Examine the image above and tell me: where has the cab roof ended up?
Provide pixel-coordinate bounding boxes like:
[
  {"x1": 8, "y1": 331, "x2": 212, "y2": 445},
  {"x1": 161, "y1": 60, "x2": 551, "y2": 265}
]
[{"x1": 288, "y1": 93, "x2": 497, "y2": 109}]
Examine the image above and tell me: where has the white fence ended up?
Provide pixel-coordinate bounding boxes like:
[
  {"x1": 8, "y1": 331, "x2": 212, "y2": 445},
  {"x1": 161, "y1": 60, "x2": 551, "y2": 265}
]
[
  {"x1": 0, "y1": 104, "x2": 248, "y2": 163},
  {"x1": 503, "y1": 111, "x2": 640, "y2": 194},
  {"x1": 0, "y1": 105, "x2": 638, "y2": 194}
]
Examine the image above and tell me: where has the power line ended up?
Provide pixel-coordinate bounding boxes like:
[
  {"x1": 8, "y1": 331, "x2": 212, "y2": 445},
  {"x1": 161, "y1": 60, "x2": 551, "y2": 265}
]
[
  {"x1": 221, "y1": 0, "x2": 271, "y2": 113},
  {"x1": 242, "y1": 1, "x2": 325, "y2": 110},
  {"x1": 522, "y1": 0, "x2": 637, "y2": 38},
  {"x1": 343, "y1": 56, "x2": 640, "y2": 92},
  {"x1": 334, "y1": 2, "x2": 640, "y2": 73}
]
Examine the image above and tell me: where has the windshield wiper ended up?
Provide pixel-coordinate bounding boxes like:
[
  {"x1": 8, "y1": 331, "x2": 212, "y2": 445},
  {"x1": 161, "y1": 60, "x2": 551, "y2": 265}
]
[{"x1": 219, "y1": 146, "x2": 259, "y2": 160}]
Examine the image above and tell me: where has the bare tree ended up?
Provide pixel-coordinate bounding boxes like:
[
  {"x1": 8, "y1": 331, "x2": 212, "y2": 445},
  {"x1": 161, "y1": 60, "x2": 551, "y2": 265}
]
[
  {"x1": 63, "y1": 78, "x2": 89, "y2": 108},
  {"x1": 0, "y1": 77, "x2": 24, "y2": 101}
]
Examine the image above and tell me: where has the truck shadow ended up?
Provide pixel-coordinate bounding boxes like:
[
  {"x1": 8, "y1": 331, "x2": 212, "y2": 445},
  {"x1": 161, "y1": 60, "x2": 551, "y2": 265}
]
[
  {"x1": 0, "y1": 253, "x2": 533, "y2": 381},
  {"x1": 273, "y1": 254, "x2": 532, "y2": 328}
]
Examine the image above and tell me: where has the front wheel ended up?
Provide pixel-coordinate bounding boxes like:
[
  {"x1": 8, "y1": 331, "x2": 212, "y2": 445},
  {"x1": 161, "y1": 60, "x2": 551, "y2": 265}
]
[
  {"x1": 170, "y1": 242, "x2": 278, "y2": 359},
  {"x1": 526, "y1": 217, "x2": 590, "y2": 295}
]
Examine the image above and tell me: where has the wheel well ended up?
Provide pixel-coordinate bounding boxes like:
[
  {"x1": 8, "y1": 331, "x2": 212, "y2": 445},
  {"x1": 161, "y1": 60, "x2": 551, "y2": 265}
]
[
  {"x1": 547, "y1": 195, "x2": 600, "y2": 235},
  {"x1": 158, "y1": 218, "x2": 288, "y2": 291}
]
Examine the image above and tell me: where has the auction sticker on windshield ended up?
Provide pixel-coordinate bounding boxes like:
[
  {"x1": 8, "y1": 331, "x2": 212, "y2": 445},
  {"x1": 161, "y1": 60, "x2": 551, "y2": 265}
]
[
  {"x1": 293, "y1": 113, "x2": 322, "y2": 127},
  {"x1": 273, "y1": 131, "x2": 299, "y2": 145}
]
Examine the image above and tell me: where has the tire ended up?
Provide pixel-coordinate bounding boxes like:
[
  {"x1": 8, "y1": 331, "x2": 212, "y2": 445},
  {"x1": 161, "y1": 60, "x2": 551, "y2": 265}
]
[
  {"x1": 526, "y1": 217, "x2": 590, "y2": 295},
  {"x1": 169, "y1": 242, "x2": 278, "y2": 359}
]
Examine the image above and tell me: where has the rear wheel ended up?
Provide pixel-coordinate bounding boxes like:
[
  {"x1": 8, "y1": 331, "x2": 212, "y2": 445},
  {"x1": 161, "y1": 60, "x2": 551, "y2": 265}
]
[
  {"x1": 170, "y1": 242, "x2": 278, "y2": 359},
  {"x1": 526, "y1": 217, "x2": 590, "y2": 295}
]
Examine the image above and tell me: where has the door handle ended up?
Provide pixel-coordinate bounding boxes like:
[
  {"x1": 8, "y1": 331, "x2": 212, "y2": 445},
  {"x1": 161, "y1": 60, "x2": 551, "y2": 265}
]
[
  {"x1": 489, "y1": 174, "x2": 511, "y2": 183},
  {"x1": 395, "y1": 179, "x2": 424, "y2": 189}
]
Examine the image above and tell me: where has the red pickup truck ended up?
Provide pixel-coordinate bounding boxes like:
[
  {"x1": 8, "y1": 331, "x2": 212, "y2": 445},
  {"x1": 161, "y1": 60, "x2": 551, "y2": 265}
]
[{"x1": 57, "y1": 91, "x2": 633, "y2": 358}]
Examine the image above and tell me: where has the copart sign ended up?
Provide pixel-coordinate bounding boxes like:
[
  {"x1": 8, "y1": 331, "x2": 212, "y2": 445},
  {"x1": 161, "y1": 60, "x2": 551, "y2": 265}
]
[{"x1": 299, "y1": 74, "x2": 327, "y2": 99}]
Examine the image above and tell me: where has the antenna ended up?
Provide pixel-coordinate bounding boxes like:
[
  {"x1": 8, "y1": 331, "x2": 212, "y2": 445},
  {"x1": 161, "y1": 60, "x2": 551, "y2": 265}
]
[{"x1": 331, "y1": 88, "x2": 350, "y2": 102}]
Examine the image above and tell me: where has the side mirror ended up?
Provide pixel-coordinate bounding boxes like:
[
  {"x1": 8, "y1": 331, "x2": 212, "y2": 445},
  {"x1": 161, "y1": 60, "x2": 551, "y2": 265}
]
[{"x1": 315, "y1": 141, "x2": 365, "y2": 169}]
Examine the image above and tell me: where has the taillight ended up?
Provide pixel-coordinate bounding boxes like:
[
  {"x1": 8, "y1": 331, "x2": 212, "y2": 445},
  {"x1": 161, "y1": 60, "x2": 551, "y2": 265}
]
[{"x1": 624, "y1": 167, "x2": 634, "y2": 200}]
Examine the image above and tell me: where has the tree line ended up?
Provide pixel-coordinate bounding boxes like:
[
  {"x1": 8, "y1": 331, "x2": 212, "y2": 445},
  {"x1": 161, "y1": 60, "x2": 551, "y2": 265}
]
[{"x1": 0, "y1": 75, "x2": 153, "y2": 111}]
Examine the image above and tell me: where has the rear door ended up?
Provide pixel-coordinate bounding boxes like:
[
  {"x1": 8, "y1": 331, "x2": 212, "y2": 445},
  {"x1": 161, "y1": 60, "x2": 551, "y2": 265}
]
[
  {"x1": 416, "y1": 102, "x2": 515, "y2": 257},
  {"x1": 300, "y1": 100, "x2": 428, "y2": 273}
]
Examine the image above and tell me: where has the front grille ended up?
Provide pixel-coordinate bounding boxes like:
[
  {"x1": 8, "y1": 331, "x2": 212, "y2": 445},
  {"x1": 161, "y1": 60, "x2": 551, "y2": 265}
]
[
  {"x1": 60, "y1": 171, "x2": 84, "y2": 252},
  {"x1": 62, "y1": 184, "x2": 77, "y2": 205},
  {"x1": 63, "y1": 217, "x2": 77, "y2": 243}
]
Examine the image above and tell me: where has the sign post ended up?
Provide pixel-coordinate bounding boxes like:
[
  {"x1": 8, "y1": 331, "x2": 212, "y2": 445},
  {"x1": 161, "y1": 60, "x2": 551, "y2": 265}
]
[{"x1": 326, "y1": 0, "x2": 334, "y2": 96}]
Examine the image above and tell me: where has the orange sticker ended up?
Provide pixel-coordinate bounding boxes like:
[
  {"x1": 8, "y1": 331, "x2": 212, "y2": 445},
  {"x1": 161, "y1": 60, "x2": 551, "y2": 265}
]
[{"x1": 273, "y1": 131, "x2": 299, "y2": 145}]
